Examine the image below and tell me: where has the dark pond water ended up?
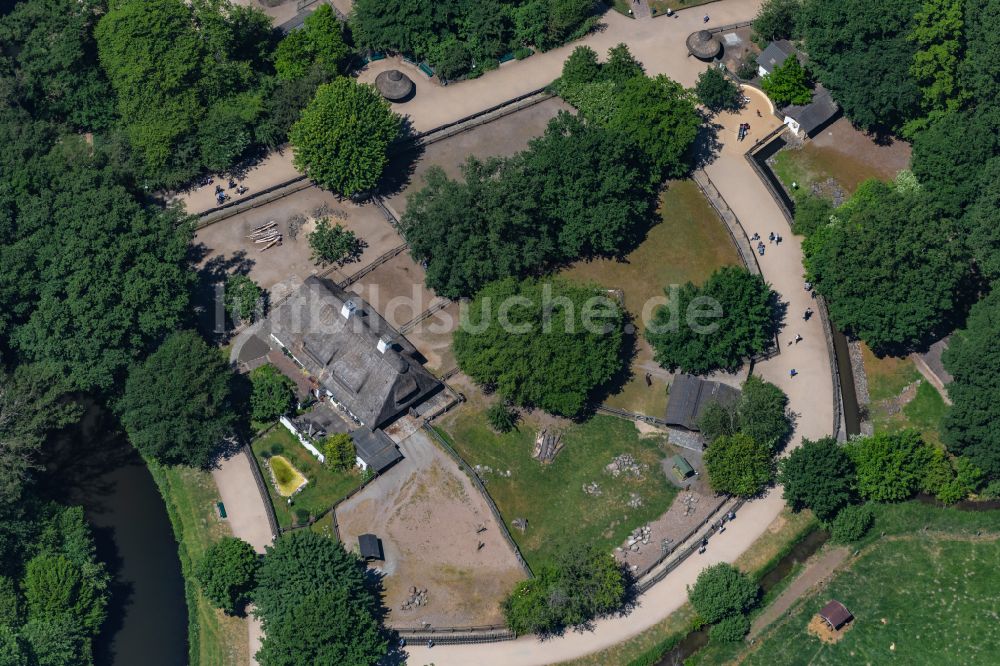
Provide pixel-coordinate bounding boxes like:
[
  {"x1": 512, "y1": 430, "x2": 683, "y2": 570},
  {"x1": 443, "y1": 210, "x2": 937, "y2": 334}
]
[
  {"x1": 653, "y1": 529, "x2": 830, "y2": 666},
  {"x1": 39, "y1": 403, "x2": 188, "y2": 666}
]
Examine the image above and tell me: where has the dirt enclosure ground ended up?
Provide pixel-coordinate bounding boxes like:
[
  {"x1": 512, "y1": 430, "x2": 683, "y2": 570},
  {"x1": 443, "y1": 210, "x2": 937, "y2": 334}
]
[
  {"x1": 335, "y1": 423, "x2": 526, "y2": 628},
  {"x1": 192, "y1": 188, "x2": 402, "y2": 292}
]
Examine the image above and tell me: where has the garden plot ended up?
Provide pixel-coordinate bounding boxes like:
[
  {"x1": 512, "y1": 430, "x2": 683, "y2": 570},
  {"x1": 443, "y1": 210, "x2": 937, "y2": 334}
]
[{"x1": 335, "y1": 425, "x2": 525, "y2": 628}]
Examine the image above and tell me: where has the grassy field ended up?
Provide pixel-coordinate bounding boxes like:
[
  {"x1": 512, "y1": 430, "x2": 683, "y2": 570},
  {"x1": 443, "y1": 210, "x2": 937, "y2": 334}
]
[
  {"x1": 744, "y1": 503, "x2": 1000, "y2": 666},
  {"x1": 560, "y1": 180, "x2": 740, "y2": 416},
  {"x1": 771, "y1": 143, "x2": 887, "y2": 200},
  {"x1": 146, "y1": 461, "x2": 248, "y2": 666},
  {"x1": 250, "y1": 426, "x2": 361, "y2": 528},
  {"x1": 438, "y1": 409, "x2": 678, "y2": 569},
  {"x1": 861, "y1": 345, "x2": 946, "y2": 445}
]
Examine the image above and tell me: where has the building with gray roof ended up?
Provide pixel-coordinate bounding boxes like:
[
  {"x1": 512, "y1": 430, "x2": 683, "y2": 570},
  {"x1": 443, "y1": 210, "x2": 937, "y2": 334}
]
[
  {"x1": 664, "y1": 374, "x2": 741, "y2": 431},
  {"x1": 266, "y1": 276, "x2": 441, "y2": 429},
  {"x1": 351, "y1": 426, "x2": 403, "y2": 473},
  {"x1": 756, "y1": 40, "x2": 795, "y2": 77}
]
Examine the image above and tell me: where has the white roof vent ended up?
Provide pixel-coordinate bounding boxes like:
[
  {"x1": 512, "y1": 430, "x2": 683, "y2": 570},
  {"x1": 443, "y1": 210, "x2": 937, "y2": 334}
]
[
  {"x1": 340, "y1": 299, "x2": 358, "y2": 319},
  {"x1": 377, "y1": 336, "x2": 391, "y2": 354}
]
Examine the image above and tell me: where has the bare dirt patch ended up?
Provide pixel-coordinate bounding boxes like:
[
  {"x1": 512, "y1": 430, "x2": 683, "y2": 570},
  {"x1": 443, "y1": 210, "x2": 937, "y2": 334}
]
[
  {"x1": 345, "y1": 253, "x2": 440, "y2": 329},
  {"x1": 807, "y1": 614, "x2": 853, "y2": 644},
  {"x1": 335, "y1": 426, "x2": 526, "y2": 628}
]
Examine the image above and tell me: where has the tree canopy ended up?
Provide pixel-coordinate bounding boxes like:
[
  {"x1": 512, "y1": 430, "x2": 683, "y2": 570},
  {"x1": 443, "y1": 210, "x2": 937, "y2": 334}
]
[
  {"x1": 943, "y1": 289, "x2": 1000, "y2": 479},
  {"x1": 688, "y1": 563, "x2": 759, "y2": 624},
  {"x1": 290, "y1": 78, "x2": 401, "y2": 196},
  {"x1": 453, "y1": 278, "x2": 625, "y2": 417},
  {"x1": 798, "y1": 0, "x2": 923, "y2": 135},
  {"x1": 751, "y1": 0, "x2": 803, "y2": 45},
  {"x1": 845, "y1": 430, "x2": 939, "y2": 502},
  {"x1": 118, "y1": 330, "x2": 237, "y2": 467},
  {"x1": 704, "y1": 432, "x2": 775, "y2": 497},
  {"x1": 698, "y1": 376, "x2": 791, "y2": 451},
  {"x1": 805, "y1": 179, "x2": 968, "y2": 355},
  {"x1": 761, "y1": 56, "x2": 813, "y2": 106},
  {"x1": 253, "y1": 531, "x2": 387, "y2": 665},
  {"x1": 275, "y1": 5, "x2": 350, "y2": 82},
  {"x1": 646, "y1": 267, "x2": 780, "y2": 375},
  {"x1": 695, "y1": 67, "x2": 743, "y2": 113},
  {"x1": 779, "y1": 437, "x2": 856, "y2": 520},
  {"x1": 402, "y1": 111, "x2": 657, "y2": 298},
  {"x1": 502, "y1": 544, "x2": 625, "y2": 635},
  {"x1": 196, "y1": 537, "x2": 259, "y2": 615},
  {"x1": 249, "y1": 364, "x2": 296, "y2": 423}
]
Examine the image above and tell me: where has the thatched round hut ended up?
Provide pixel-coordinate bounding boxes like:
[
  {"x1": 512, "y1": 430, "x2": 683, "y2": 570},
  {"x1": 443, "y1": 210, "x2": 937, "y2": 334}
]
[
  {"x1": 686, "y1": 30, "x2": 722, "y2": 60},
  {"x1": 374, "y1": 69, "x2": 414, "y2": 102}
]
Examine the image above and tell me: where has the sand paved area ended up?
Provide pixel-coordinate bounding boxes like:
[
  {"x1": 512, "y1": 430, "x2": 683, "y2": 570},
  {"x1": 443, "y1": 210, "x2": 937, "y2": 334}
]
[
  {"x1": 177, "y1": 3, "x2": 762, "y2": 215},
  {"x1": 336, "y1": 425, "x2": 526, "y2": 628},
  {"x1": 192, "y1": 191, "x2": 401, "y2": 291}
]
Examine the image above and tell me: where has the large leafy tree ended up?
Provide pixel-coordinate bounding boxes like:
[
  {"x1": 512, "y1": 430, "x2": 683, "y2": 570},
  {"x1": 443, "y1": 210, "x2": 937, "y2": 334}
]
[
  {"x1": 249, "y1": 364, "x2": 296, "y2": 423},
  {"x1": 503, "y1": 544, "x2": 625, "y2": 635},
  {"x1": 688, "y1": 563, "x2": 759, "y2": 624},
  {"x1": 695, "y1": 67, "x2": 742, "y2": 113},
  {"x1": 779, "y1": 437, "x2": 856, "y2": 520},
  {"x1": 962, "y1": 157, "x2": 1000, "y2": 282},
  {"x1": 403, "y1": 112, "x2": 656, "y2": 298},
  {"x1": 289, "y1": 78, "x2": 401, "y2": 196},
  {"x1": 751, "y1": 0, "x2": 803, "y2": 45},
  {"x1": 799, "y1": 0, "x2": 923, "y2": 134},
  {"x1": 908, "y1": 0, "x2": 965, "y2": 123},
  {"x1": 704, "y1": 432, "x2": 775, "y2": 497},
  {"x1": 646, "y1": 266, "x2": 780, "y2": 375},
  {"x1": 845, "y1": 430, "x2": 937, "y2": 501},
  {"x1": 0, "y1": 364, "x2": 80, "y2": 506},
  {"x1": 275, "y1": 5, "x2": 350, "y2": 81},
  {"x1": 697, "y1": 376, "x2": 791, "y2": 451},
  {"x1": 118, "y1": 330, "x2": 237, "y2": 467},
  {"x1": 943, "y1": 290, "x2": 1000, "y2": 478},
  {"x1": 0, "y1": 0, "x2": 114, "y2": 130},
  {"x1": 195, "y1": 537, "x2": 259, "y2": 615},
  {"x1": 805, "y1": 179, "x2": 968, "y2": 355},
  {"x1": 453, "y1": 278, "x2": 624, "y2": 417},
  {"x1": 253, "y1": 531, "x2": 387, "y2": 665},
  {"x1": 959, "y1": 0, "x2": 1000, "y2": 107},
  {"x1": 0, "y1": 143, "x2": 194, "y2": 392},
  {"x1": 761, "y1": 56, "x2": 813, "y2": 106}
]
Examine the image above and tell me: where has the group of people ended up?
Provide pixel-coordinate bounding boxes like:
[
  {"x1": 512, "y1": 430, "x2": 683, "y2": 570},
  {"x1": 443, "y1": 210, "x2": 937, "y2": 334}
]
[
  {"x1": 749, "y1": 230, "x2": 783, "y2": 256},
  {"x1": 737, "y1": 122, "x2": 751, "y2": 142},
  {"x1": 213, "y1": 178, "x2": 248, "y2": 205}
]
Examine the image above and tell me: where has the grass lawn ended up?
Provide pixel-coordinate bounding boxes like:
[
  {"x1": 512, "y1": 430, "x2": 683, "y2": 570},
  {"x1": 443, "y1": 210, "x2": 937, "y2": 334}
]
[
  {"x1": 251, "y1": 426, "x2": 362, "y2": 528},
  {"x1": 744, "y1": 502, "x2": 1000, "y2": 666},
  {"x1": 560, "y1": 180, "x2": 740, "y2": 416},
  {"x1": 861, "y1": 345, "x2": 946, "y2": 445},
  {"x1": 771, "y1": 143, "x2": 889, "y2": 201},
  {"x1": 438, "y1": 408, "x2": 678, "y2": 570},
  {"x1": 267, "y1": 455, "x2": 307, "y2": 496},
  {"x1": 146, "y1": 461, "x2": 248, "y2": 666}
]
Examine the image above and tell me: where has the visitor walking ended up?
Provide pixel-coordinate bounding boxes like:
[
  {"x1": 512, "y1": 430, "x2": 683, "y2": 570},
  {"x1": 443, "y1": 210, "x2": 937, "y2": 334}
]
[{"x1": 789, "y1": 368, "x2": 798, "y2": 378}]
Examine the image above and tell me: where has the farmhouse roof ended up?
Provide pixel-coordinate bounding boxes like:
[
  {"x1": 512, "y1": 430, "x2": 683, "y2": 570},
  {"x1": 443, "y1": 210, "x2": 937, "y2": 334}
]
[
  {"x1": 358, "y1": 533, "x2": 383, "y2": 560},
  {"x1": 664, "y1": 374, "x2": 741, "y2": 431},
  {"x1": 686, "y1": 30, "x2": 722, "y2": 60},
  {"x1": 267, "y1": 276, "x2": 441, "y2": 428},
  {"x1": 351, "y1": 426, "x2": 403, "y2": 474},
  {"x1": 757, "y1": 40, "x2": 795, "y2": 74},
  {"x1": 782, "y1": 84, "x2": 840, "y2": 136},
  {"x1": 819, "y1": 600, "x2": 853, "y2": 629},
  {"x1": 375, "y1": 69, "x2": 414, "y2": 101}
]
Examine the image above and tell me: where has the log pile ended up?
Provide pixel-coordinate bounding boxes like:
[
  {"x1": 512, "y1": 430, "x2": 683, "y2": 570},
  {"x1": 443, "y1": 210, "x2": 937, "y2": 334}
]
[
  {"x1": 248, "y1": 221, "x2": 282, "y2": 252},
  {"x1": 532, "y1": 429, "x2": 563, "y2": 463}
]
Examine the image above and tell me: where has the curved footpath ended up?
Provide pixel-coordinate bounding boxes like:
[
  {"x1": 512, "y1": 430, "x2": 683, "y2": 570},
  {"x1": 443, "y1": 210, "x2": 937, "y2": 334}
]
[{"x1": 198, "y1": 1, "x2": 836, "y2": 663}]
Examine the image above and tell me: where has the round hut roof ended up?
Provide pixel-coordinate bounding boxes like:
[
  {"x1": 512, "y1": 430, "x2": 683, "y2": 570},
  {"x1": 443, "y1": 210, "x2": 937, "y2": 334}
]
[
  {"x1": 375, "y1": 69, "x2": 414, "y2": 101},
  {"x1": 686, "y1": 30, "x2": 722, "y2": 60}
]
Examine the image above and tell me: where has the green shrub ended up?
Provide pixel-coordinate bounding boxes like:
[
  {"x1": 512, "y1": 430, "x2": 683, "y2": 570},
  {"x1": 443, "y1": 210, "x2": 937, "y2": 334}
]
[
  {"x1": 295, "y1": 508, "x2": 311, "y2": 525},
  {"x1": 709, "y1": 613, "x2": 750, "y2": 643},
  {"x1": 486, "y1": 403, "x2": 518, "y2": 433},
  {"x1": 270, "y1": 443, "x2": 284, "y2": 456},
  {"x1": 829, "y1": 503, "x2": 874, "y2": 543},
  {"x1": 689, "y1": 563, "x2": 759, "y2": 624},
  {"x1": 513, "y1": 47, "x2": 533, "y2": 60}
]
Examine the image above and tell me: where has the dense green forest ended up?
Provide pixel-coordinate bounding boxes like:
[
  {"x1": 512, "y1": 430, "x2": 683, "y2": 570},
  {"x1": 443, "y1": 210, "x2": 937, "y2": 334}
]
[{"x1": 758, "y1": 0, "x2": 1000, "y2": 489}]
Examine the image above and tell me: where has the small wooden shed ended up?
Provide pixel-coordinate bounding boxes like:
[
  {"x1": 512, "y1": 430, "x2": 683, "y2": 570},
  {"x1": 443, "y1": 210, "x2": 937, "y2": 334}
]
[
  {"x1": 818, "y1": 600, "x2": 853, "y2": 630},
  {"x1": 669, "y1": 455, "x2": 695, "y2": 483},
  {"x1": 358, "y1": 533, "x2": 384, "y2": 561}
]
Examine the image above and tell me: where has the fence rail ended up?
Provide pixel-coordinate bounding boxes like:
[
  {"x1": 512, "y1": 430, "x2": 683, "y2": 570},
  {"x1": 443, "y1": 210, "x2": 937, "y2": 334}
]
[
  {"x1": 335, "y1": 243, "x2": 409, "y2": 287},
  {"x1": 399, "y1": 299, "x2": 453, "y2": 333},
  {"x1": 421, "y1": 422, "x2": 534, "y2": 578},
  {"x1": 241, "y1": 442, "x2": 281, "y2": 541},
  {"x1": 396, "y1": 627, "x2": 516, "y2": 645}
]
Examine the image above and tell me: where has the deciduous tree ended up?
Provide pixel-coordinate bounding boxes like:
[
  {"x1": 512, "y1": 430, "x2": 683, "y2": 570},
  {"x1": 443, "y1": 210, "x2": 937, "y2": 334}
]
[
  {"x1": 250, "y1": 365, "x2": 296, "y2": 423},
  {"x1": 704, "y1": 432, "x2": 774, "y2": 497},
  {"x1": 453, "y1": 278, "x2": 624, "y2": 417},
  {"x1": 323, "y1": 434, "x2": 356, "y2": 471},
  {"x1": 646, "y1": 267, "x2": 780, "y2": 375},
  {"x1": 196, "y1": 537, "x2": 259, "y2": 615},
  {"x1": 695, "y1": 67, "x2": 742, "y2": 113},
  {"x1": 751, "y1": 0, "x2": 802, "y2": 45},
  {"x1": 688, "y1": 563, "x2": 759, "y2": 624},
  {"x1": 290, "y1": 78, "x2": 401, "y2": 196},
  {"x1": 118, "y1": 330, "x2": 236, "y2": 467},
  {"x1": 779, "y1": 437, "x2": 855, "y2": 520},
  {"x1": 308, "y1": 219, "x2": 364, "y2": 266},
  {"x1": 761, "y1": 56, "x2": 812, "y2": 106}
]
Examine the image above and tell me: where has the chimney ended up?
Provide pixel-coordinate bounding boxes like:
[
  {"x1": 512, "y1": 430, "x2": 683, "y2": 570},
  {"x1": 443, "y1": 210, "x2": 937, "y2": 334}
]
[
  {"x1": 377, "y1": 336, "x2": 391, "y2": 354},
  {"x1": 340, "y1": 299, "x2": 357, "y2": 319}
]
